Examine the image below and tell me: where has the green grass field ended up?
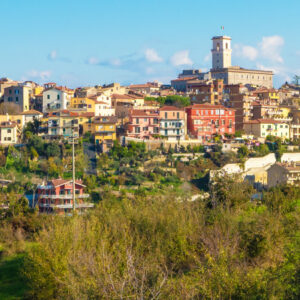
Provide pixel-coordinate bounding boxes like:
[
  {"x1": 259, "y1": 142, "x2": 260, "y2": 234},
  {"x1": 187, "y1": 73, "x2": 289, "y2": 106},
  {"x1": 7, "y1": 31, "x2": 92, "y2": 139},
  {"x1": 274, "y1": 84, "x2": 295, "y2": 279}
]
[{"x1": 0, "y1": 254, "x2": 29, "y2": 300}]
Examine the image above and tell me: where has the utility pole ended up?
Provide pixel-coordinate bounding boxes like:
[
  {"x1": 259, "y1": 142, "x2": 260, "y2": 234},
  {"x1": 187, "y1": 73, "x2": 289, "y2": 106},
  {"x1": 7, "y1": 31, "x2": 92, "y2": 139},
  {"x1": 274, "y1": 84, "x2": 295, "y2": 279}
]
[{"x1": 72, "y1": 131, "x2": 76, "y2": 212}]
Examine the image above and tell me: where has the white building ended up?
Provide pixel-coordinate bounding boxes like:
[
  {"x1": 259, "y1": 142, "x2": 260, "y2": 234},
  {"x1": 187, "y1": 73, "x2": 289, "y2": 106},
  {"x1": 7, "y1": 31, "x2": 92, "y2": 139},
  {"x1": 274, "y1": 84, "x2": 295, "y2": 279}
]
[
  {"x1": 211, "y1": 36, "x2": 232, "y2": 69},
  {"x1": 42, "y1": 87, "x2": 73, "y2": 112},
  {"x1": 0, "y1": 121, "x2": 18, "y2": 145}
]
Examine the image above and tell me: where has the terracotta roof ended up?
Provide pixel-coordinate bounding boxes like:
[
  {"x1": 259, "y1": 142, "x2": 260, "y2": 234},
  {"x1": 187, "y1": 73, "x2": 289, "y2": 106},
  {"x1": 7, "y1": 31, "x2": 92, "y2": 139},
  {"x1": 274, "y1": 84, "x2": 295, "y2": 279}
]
[
  {"x1": 130, "y1": 109, "x2": 159, "y2": 117},
  {"x1": 20, "y1": 109, "x2": 43, "y2": 115},
  {"x1": 185, "y1": 103, "x2": 234, "y2": 111},
  {"x1": 160, "y1": 105, "x2": 185, "y2": 111},
  {"x1": 50, "y1": 179, "x2": 85, "y2": 187},
  {"x1": 244, "y1": 118, "x2": 283, "y2": 124},
  {"x1": 171, "y1": 76, "x2": 198, "y2": 82},
  {"x1": 129, "y1": 83, "x2": 158, "y2": 88},
  {"x1": 79, "y1": 112, "x2": 95, "y2": 118},
  {"x1": 111, "y1": 93, "x2": 142, "y2": 100},
  {"x1": 48, "y1": 110, "x2": 79, "y2": 117},
  {"x1": 94, "y1": 116, "x2": 118, "y2": 123}
]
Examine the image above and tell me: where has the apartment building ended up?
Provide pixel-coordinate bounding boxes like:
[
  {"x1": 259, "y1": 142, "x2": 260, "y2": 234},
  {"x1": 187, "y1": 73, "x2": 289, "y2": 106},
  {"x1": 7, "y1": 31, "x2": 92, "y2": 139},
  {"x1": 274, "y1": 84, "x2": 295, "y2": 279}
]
[
  {"x1": 159, "y1": 106, "x2": 186, "y2": 141},
  {"x1": 0, "y1": 121, "x2": 18, "y2": 145},
  {"x1": 43, "y1": 86, "x2": 74, "y2": 112},
  {"x1": 36, "y1": 179, "x2": 93, "y2": 215},
  {"x1": 244, "y1": 119, "x2": 290, "y2": 139},
  {"x1": 267, "y1": 163, "x2": 300, "y2": 188},
  {"x1": 185, "y1": 103, "x2": 235, "y2": 141},
  {"x1": 187, "y1": 79, "x2": 224, "y2": 105},
  {"x1": 3, "y1": 84, "x2": 31, "y2": 112},
  {"x1": 127, "y1": 109, "x2": 160, "y2": 139},
  {"x1": 93, "y1": 116, "x2": 117, "y2": 152},
  {"x1": 47, "y1": 110, "x2": 79, "y2": 139}
]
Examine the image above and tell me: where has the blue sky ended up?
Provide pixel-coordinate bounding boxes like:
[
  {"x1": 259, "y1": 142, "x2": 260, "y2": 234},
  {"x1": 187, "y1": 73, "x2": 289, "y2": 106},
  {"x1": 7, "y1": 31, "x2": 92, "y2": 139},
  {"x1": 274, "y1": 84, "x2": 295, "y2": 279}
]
[{"x1": 1, "y1": 0, "x2": 299, "y2": 87}]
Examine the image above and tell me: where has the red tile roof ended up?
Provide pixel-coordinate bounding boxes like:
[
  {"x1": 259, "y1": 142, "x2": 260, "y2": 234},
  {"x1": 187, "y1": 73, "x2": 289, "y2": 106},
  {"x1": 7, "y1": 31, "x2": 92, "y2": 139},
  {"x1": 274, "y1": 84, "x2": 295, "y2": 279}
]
[
  {"x1": 51, "y1": 179, "x2": 85, "y2": 187},
  {"x1": 20, "y1": 109, "x2": 43, "y2": 115},
  {"x1": 185, "y1": 103, "x2": 234, "y2": 111},
  {"x1": 130, "y1": 109, "x2": 159, "y2": 117},
  {"x1": 171, "y1": 76, "x2": 198, "y2": 82},
  {"x1": 159, "y1": 106, "x2": 185, "y2": 111}
]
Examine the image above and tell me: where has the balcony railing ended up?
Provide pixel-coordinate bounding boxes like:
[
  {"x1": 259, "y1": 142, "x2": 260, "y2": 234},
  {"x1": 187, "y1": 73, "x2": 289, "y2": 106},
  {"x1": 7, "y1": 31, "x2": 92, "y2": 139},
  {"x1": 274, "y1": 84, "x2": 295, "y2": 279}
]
[
  {"x1": 39, "y1": 203, "x2": 94, "y2": 209},
  {"x1": 40, "y1": 194, "x2": 90, "y2": 199}
]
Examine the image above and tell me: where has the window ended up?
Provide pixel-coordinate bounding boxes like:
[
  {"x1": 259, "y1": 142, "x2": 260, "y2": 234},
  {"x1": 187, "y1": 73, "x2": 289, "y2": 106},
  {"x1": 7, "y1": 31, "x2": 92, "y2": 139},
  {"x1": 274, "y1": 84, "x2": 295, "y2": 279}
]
[
  {"x1": 57, "y1": 94, "x2": 60, "y2": 100},
  {"x1": 7, "y1": 129, "x2": 11, "y2": 133},
  {"x1": 136, "y1": 118, "x2": 139, "y2": 124},
  {"x1": 9, "y1": 89, "x2": 12, "y2": 94},
  {"x1": 15, "y1": 89, "x2": 19, "y2": 95},
  {"x1": 177, "y1": 112, "x2": 179, "y2": 118},
  {"x1": 15, "y1": 97, "x2": 19, "y2": 102},
  {"x1": 165, "y1": 129, "x2": 168, "y2": 136},
  {"x1": 222, "y1": 120, "x2": 225, "y2": 125},
  {"x1": 135, "y1": 127, "x2": 140, "y2": 133},
  {"x1": 88, "y1": 105, "x2": 91, "y2": 108},
  {"x1": 165, "y1": 112, "x2": 168, "y2": 118},
  {"x1": 144, "y1": 118, "x2": 147, "y2": 122},
  {"x1": 47, "y1": 95, "x2": 50, "y2": 99},
  {"x1": 56, "y1": 104, "x2": 60, "y2": 108},
  {"x1": 165, "y1": 122, "x2": 168, "y2": 128}
]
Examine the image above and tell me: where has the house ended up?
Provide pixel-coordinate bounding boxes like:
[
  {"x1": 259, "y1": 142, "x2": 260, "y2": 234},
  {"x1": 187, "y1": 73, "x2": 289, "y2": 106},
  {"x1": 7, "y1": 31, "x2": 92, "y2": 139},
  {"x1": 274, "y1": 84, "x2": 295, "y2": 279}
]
[
  {"x1": 159, "y1": 106, "x2": 186, "y2": 141},
  {"x1": 3, "y1": 84, "x2": 31, "y2": 112},
  {"x1": 267, "y1": 162, "x2": 300, "y2": 188},
  {"x1": 127, "y1": 109, "x2": 160, "y2": 139},
  {"x1": 70, "y1": 97, "x2": 96, "y2": 112},
  {"x1": 47, "y1": 110, "x2": 79, "y2": 139},
  {"x1": 243, "y1": 119, "x2": 290, "y2": 139},
  {"x1": 171, "y1": 77, "x2": 198, "y2": 92},
  {"x1": 185, "y1": 103, "x2": 235, "y2": 141},
  {"x1": 128, "y1": 82, "x2": 160, "y2": 95},
  {"x1": 93, "y1": 116, "x2": 117, "y2": 152},
  {"x1": 0, "y1": 121, "x2": 19, "y2": 145},
  {"x1": 36, "y1": 179, "x2": 93, "y2": 215},
  {"x1": 20, "y1": 109, "x2": 43, "y2": 124},
  {"x1": 42, "y1": 86, "x2": 74, "y2": 112}
]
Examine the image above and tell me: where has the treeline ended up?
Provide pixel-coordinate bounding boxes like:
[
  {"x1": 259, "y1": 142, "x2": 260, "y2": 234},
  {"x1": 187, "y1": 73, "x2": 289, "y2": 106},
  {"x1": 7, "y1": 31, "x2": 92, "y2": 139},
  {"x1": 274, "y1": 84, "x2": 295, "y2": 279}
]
[
  {"x1": 145, "y1": 95, "x2": 191, "y2": 107},
  {"x1": 16, "y1": 177, "x2": 299, "y2": 299}
]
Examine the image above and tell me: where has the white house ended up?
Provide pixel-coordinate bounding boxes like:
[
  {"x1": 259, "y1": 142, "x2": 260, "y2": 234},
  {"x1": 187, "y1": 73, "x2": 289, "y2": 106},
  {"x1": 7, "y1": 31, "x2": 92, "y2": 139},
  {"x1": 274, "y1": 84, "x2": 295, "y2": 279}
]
[{"x1": 42, "y1": 87, "x2": 73, "y2": 112}]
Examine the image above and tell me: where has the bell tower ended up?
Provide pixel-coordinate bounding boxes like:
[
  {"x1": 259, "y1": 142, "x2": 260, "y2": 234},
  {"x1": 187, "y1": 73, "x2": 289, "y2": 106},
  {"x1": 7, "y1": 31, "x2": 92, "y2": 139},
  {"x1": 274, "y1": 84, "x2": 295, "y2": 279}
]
[{"x1": 211, "y1": 36, "x2": 232, "y2": 69}]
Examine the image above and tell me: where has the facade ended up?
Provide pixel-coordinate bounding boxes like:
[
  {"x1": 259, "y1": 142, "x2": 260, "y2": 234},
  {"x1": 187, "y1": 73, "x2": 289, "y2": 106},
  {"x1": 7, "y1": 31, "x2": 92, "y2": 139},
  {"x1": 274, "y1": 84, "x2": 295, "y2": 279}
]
[
  {"x1": 185, "y1": 104, "x2": 235, "y2": 141},
  {"x1": 209, "y1": 36, "x2": 273, "y2": 87},
  {"x1": 93, "y1": 116, "x2": 117, "y2": 152},
  {"x1": 47, "y1": 110, "x2": 79, "y2": 139},
  {"x1": 243, "y1": 119, "x2": 290, "y2": 139},
  {"x1": 42, "y1": 87, "x2": 73, "y2": 112},
  {"x1": 171, "y1": 76, "x2": 198, "y2": 92},
  {"x1": 187, "y1": 79, "x2": 224, "y2": 104},
  {"x1": 3, "y1": 84, "x2": 31, "y2": 112},
  {"x1": 70, "y1": 97, "x2": 96, "y2": 112},
  {"x1": 128, "y1": 82, "x2": 160, "y2": 95},
  {"x1": 127, "y1": 109, "x2": 160, "y2": 139},
  {"x1": 227, "y1": 85, "x2": 255, "y2": 130},
  {"x1": 211, "y1": 36, "x2": 232, "y2": 69},
  {"x1": 20, "y1": 109, "x2": 43, "y2": 124},
  {"x1": 0, "y1": 121, "x2": 18, "y2": 145},
  {"x1": 267, "y1": 163, "x2": 300, "y2": 188},
  {"x1": 37, "y1": 179, "x2": 93, "y2": 215},
  {"x1": 159, "y1": 106, "x2": 186, "y2": 141}
]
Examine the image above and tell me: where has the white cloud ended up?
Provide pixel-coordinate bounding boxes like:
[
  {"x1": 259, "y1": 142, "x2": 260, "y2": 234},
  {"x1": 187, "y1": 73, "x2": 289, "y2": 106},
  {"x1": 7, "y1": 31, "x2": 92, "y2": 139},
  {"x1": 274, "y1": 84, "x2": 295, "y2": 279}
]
[
  {"x1": 87, "y1": 57, "x2": 99, "y2": 65},
  {"x1": 145, "y1": 48, "x2": 163, "y2": 63},
  {"x1": 24, "y1": 70, "x2": 52, "y2": 81},
  {"x1": 234, "y1": 44, "x2": 258, "y2": 61},
  {"x1": 170, "y1": 50, "x2": 193, "y2": 66},
  {"x1": 204, "y1": 53, "x2": 211, "y2": 63},
  {"x1": 259, "y1": 35, "x2": 284, "y2": 63},
  {"x1": 49, "y1": 50, "x2": 57, "y2": 60}
]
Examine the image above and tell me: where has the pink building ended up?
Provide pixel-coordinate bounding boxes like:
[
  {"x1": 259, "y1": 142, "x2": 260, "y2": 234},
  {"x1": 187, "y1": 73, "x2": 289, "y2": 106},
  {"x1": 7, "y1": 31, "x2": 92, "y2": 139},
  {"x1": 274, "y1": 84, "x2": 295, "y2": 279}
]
[
  {"x1": 37, "y1": 179, "x2": 93, "y2": 215},
  {"x1": 159, "y1": 106, "x2": 187, "y2": 141},
  {"x1": 127, "y1": 109, "x2": 160, "y2": 139}
]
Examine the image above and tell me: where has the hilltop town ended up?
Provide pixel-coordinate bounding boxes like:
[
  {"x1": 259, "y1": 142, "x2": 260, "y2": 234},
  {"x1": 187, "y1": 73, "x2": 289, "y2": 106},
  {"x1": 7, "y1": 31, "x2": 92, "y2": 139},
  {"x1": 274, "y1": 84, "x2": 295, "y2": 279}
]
[{"x1": 0, "y1": 35, "x2": 300, "y2": 299}]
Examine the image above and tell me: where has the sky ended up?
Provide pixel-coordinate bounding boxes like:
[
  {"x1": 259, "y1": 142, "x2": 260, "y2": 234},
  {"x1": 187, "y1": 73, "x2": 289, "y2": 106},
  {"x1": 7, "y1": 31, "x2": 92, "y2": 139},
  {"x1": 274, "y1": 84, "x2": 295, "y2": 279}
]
[{"x1": 1, "y1": 0, "x2": 300, "y2": 88}]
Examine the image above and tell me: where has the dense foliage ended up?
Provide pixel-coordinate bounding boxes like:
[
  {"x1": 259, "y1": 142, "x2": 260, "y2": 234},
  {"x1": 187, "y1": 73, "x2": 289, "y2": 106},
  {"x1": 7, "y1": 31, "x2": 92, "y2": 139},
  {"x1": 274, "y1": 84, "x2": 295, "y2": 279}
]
[{"x1": 145, "y1": 95, "x2": 191, "y2": 107}]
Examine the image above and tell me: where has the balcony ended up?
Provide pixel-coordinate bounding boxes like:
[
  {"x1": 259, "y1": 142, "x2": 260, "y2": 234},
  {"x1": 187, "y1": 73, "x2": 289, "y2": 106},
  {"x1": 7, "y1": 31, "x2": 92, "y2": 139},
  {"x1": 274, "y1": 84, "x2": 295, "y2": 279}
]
[
  {"x1": 39, "y1": 203, "x2": 94, "y2": 209},
  {"x1": 40, "y1": 194, "x2": 90, "y2": 199}
]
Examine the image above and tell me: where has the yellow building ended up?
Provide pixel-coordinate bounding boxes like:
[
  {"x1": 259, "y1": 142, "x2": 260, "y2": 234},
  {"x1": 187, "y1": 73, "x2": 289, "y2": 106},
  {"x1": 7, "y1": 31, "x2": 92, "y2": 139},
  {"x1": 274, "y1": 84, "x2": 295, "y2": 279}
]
[
  {"x1": 254, "y1": 88, "x2": 279, "y2": 102},
  {"x1": 70, "y1": 97, "x2": 95, "y2": 113},
  {"x1": 94, "y1": 116, "x2": 117, "y2": 152}
]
